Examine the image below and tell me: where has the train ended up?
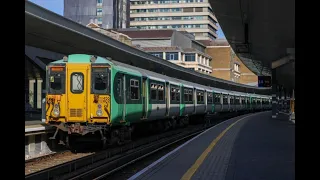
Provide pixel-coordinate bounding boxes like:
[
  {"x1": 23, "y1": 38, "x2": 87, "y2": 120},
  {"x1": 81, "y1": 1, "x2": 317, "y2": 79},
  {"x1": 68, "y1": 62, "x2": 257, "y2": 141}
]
[{"x1": 45, "y1": 54, "x2": 271, "y2": 148}]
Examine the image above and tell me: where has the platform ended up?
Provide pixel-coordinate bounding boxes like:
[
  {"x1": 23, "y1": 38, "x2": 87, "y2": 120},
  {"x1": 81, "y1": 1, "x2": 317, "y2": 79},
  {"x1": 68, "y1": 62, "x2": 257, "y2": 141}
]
[
  {"x1": 129, "y1": 111, "x2": 295, "y2": 180},
  {"x1": 25, "y1": 121, "x2": 55, "y2": 160}
]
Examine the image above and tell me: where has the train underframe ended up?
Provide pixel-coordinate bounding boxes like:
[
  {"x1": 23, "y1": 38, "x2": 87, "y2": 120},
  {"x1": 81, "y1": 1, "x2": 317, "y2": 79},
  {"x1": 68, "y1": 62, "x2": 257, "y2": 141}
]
[
  {"x1": 49, "y1": 114, "x2": 195, "y2": 149},
  {"x1": 49, "y1": 109, "x2": 259, "y2": 149}
]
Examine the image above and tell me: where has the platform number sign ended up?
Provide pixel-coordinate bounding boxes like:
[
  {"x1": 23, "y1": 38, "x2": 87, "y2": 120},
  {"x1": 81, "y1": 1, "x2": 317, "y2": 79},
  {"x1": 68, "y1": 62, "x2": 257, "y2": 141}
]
[{"x1": 258, "y1": 76, "x2": 271, "y2": 87}]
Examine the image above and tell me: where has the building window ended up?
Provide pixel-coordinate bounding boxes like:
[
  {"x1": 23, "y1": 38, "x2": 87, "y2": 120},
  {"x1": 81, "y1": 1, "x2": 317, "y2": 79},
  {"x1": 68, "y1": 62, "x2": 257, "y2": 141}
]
[
  {"x1": 185, "y1": 53, "x2": 195, "y2": 61},
  {"x1": 183, "y1": 8, "x2": 194, "y2": 12},
  {"x1": 97, "y1": 8, "x2": 103, "y2": 16},
  {"x1": 97, "y1": 0, "x2": 103, "y2": 6},
  {"x1": 166, "y1": 52, "x2": 178, "y2": 60},
  {"x1": 150, "y1": 52, "x2": 163, "y2": 58},
  {"x1": 195, "y1": 7, "x2": 203, "y2": 12},
  {"x1": 97, "y1": 17, "x2": 102, "y2": 24}
]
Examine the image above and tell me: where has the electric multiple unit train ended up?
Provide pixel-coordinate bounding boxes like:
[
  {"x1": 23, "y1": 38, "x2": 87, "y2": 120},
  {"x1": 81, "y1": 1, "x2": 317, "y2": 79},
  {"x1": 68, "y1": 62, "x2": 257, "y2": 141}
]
[{"x1": 45, "y1": 54, "x2": 271, "y2": 148}]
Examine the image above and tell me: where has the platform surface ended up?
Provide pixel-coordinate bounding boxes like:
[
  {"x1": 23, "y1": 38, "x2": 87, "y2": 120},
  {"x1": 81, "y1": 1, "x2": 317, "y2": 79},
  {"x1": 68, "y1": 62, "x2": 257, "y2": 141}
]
[
  {"x1": 25, "y1": 120, "x2": 44, "y2": 126},
  {"x1": 129, "y1": 111, "x2": 295, "y2": 180},
  {"x1": 25, "y1": 120, "x2": 52, "y2": 133}
]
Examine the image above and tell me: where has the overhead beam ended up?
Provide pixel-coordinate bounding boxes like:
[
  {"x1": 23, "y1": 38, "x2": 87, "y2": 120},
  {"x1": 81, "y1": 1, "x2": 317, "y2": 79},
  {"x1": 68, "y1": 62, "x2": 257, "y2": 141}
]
[{"x1": 272, "y1": 54, "x2": 295, "y2": 69}]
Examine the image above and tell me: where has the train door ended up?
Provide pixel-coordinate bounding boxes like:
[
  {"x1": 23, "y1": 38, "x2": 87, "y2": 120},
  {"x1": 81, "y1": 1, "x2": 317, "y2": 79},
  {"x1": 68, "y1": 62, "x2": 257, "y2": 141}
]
[
  {"x1": 204, "y1": 91, "x2": 208, "y2": 112},
  {"x1": 66, "y1": 64, "x2": 88, "y2": 122},
  {"x1": 165, "y1": 82, "x2": 170, "y2": 116},
  {"x1": 228, "y1": 94, "x2": 231, "y2": 111},
  {"x1": 116, "y1": 74, "x2": 126, "y2": 121},
  {"x1": 193, "y1": 88, "x2": 196, "y2": 114},
  {"x1": 221, "y1": 94, "x2": 223, "y2": 111},
  {"x1": 142, "y1": 77, "x2": 148, "y2": 118}
]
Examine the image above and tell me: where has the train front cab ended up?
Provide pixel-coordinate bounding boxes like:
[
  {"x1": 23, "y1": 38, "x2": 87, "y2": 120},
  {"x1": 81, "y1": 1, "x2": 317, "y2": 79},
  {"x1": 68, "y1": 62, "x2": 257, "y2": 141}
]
[{"x1": 46, "y1": 56, "x2": 111, "y2": 136}]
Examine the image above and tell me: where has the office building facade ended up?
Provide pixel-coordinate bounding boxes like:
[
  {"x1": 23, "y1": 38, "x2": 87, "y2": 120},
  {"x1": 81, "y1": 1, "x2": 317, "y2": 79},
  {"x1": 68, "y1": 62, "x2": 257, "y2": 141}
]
[
  {"x1": 129, "y1": 0, "x2": 218, "y2": 40},
  {"x1": 119, "y1": 29, "x2": 213, "y2": 74},
  {"x1": 64, "y1": 0, "x2": 130, "y2": 29}
]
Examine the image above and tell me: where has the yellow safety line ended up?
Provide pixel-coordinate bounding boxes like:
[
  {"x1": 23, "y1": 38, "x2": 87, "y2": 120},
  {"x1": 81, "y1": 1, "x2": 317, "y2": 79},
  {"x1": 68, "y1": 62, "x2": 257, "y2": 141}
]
[{"x1": 181, "y1": 114, "x2": 254, "y2": 180}]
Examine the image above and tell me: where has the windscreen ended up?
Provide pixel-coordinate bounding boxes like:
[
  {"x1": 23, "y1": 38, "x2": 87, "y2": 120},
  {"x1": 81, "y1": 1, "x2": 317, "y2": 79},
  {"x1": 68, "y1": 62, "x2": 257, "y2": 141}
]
[
  {"x1": 47, "y1": 66, "x2": 65, "y2": 94},
  {"x1": 91, "y1": 66, "x2": 110, "y2": 94}
]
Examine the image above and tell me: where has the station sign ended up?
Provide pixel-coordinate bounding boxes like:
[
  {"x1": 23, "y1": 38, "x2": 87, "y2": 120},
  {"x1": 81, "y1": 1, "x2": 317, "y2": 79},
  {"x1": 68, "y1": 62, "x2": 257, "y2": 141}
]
[{"x1": 258, "y1": 76, "x2": 271, "y2": 87}]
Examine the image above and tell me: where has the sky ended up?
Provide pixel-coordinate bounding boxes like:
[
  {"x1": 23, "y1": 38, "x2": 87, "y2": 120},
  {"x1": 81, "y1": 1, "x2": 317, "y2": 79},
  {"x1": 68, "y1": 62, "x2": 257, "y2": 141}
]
[{"x1": 29, "y1": 0, "x2": 226, "y2": 39}]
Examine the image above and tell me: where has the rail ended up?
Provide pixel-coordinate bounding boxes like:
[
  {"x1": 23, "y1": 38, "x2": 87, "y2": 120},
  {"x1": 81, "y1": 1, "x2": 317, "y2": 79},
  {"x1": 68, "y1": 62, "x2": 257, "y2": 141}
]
[{"x1": 25, "y1": 116, "x2": 226, "y2": 180}]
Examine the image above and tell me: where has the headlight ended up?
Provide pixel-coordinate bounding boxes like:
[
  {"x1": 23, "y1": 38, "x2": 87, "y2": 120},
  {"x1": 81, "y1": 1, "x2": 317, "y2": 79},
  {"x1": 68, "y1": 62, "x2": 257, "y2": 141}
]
[
  {"x1": 53, "y1": 107, "x2": 60, "y2": 117},
  {"x1": 96, "y1": 109, "x2": 103, "y2": 116}
]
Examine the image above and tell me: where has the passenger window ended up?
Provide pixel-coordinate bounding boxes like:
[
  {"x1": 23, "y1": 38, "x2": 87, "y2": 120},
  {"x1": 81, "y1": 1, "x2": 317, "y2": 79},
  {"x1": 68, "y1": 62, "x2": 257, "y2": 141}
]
[
  {"x1": 71, "y1": 72, "x2": 84, "y2": 93},
  {"x1": 130, "y1": 79, "x2": 139, "y2": 100},
  {"x1": 117, "y1": 79, "x2": 122, "y2": 97},
  {"x1": 207, "y1": 93, "x2": 213, "y2": 104},
  {"x1": 184, "y1": 89, "x2": 189, "y2": 102},
  {"x1": 150, "y1": 83, "x2": 157, "y2": 100},
  {"x1": 188, "y1": 90, "x2": 193, "y2": 102},
  {"x1": 171, "y1": 88, "x2": 176, "y2": 101},
  {"x1": 158, "y1": 85, "x2": 164, "y2": 101},
  {"x1": 176, "y1": 88, "x2": 180, "y2": 101},
  {"x1": 223, "y1": 95, "x2": 228, "y2": 104},
  {"x1": 200, "y1": 92, "x2": 204, "y2": 103}
]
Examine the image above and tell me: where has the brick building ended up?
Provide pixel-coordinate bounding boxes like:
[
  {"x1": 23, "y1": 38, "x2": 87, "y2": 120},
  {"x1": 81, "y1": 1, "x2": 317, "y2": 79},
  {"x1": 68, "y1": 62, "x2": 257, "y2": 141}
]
[
  {"x1": 201, "y1": 39, "x2": 258, "y2": 85},
  {"x1": 119, "y1": 29, "x2": 212, "y2": 74}
]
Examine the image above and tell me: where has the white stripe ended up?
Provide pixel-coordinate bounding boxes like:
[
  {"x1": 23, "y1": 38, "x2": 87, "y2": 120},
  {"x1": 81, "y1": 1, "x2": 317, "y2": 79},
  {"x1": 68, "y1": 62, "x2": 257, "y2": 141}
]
[
  {"x1": 272, "y1": 115, "x2": 277, "y2": 118},
  {"x1": 128, "y1": 112, "x2": 264, "y2": 180},
  {"x1": 25, "y1": 126, "x2": 53, "y2": 133},
  {"x1": 149, "y1": 76, "x2": 166, "y2": 82},
  {"x1": 278, "y1": 111, "x2": 290, "y2": 115},
  {"x1": 25, "y1": 127, "x2": 45, "y2": 132},
  {"x1": 195, "y1": 87, "x2": 205, "y2": 91}
]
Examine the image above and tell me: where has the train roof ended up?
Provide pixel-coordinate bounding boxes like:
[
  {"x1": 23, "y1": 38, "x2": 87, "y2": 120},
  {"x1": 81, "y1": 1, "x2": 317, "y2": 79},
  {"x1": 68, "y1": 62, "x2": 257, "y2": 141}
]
[
  {"x1": 50, "y1": 54, "x2": 111, "y2": 64},
  {"x1": 51, "y1": 55, "x2": 268, "y2": 97}
]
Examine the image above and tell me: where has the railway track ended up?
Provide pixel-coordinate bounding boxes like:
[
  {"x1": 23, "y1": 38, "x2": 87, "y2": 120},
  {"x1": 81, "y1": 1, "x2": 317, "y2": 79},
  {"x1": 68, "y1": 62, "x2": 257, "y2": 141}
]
[
  {"x1": 25, "y1": 114, "x2": 234, "y2": 180},
  {"x1": 71, "y1": 127, "x2": 207, "y2": 180},
  {"x1": 25, "y1": 123, "x2": 207, "y2": 179}
]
